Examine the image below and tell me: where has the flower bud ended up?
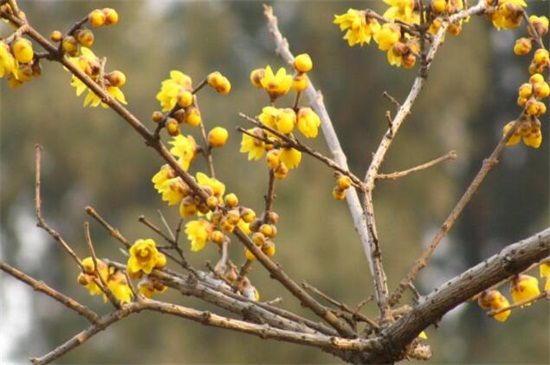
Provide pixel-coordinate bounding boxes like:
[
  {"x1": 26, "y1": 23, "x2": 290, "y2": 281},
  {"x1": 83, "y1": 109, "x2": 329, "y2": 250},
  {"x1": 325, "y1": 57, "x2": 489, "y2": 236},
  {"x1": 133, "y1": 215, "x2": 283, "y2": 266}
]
[
  {"x1": 208, "y1": 126, "x2": 229, "y2": 148},
  {"x1": 293, "y1": 53, "x2": 313, "y2": 73},
  {"x1": 89, "y1": 9, "x2": 106, "y2": 27},
  {"x1": 11, "y1": 38, "x2": 34, "y2": 63}
]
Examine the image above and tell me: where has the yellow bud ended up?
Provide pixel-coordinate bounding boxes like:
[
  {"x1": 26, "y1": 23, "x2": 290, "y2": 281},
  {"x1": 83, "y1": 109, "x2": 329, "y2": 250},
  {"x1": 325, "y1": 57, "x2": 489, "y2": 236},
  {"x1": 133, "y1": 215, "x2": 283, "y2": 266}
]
[
  {"x1": 152, "y1": 111, "x2": 163, "y2": 123},
  {"x1": 76, "y1": 29, "x2": 95, "y2": 47},
  {"x1": 185, "y1": 107, "x2": 202, "y2": 127},
  {"x1": 240, "y1": 208, "x2": 256, "y2": 223},
  {"x1": 211, "y1": 230, "x2": 225, "y2": 244},
  {"x1": 208, "y1": 127, "x2": 229, "y2": 148},
  {"x1": 513, "y1": 37, "x2": 532, "y2": 56},
  {"x1": 62, "y1": 36, "x2": 78, "y2": 56},
  {"x1": 431, "y1": 0, "x2": 446, "y2": 13},
  {"x1": 533, "y1": 82, "x2": 550, "y2": 98},
  {"x1": 106, "y1": 70, "x2": 126, "y2": 87},
  {"x1": 262, "y1": 241, "x2": 276, "y2": 257},
  {"x1": 267, "y1": 211, "x2": 279, "y2": 224},
  {"x1": 293, "y1": 53, "x2": 313, "y2": 73},
  {"x1": 292, "y1": 73, "x2": 308, "y2": 92},
  {"x1": 89, "y1": 9, "x2": 106, "y2": 27},
  {"x1": 224, "y1": 193, "x2": 239, "y2": 208},
  {"x1": 103, "y1": 8, "x2": 119, "y2": 25},
  {"x1": 50, "y1": 30, "x2": 63, "y2": 42},
  {"x1": 533, "y1": 48, "x2": 549, "y2": 67},
  {"x1": 332, "y1": 186, "x2": 346, "y2": 200},
  {"x1": 177, "y1": 90, "x2": 193, "y2": 108},
  {"x1": 518, "y1": 83, "x2": 533, "y2": 99},
  {"x1": 250, "y1": 68, "x2": 264, "y2": 88},
  {"x1": 166, "y1": 118, "x2": 180, "y2": 136},
  {"x1": 11, "y1": 38, "x2": 34, "y2": 64},
  {"x1": 337, "y1": 176, "x2": 352, "y2": 190},
  {"x1": 206, "y1": 196, "x2": 219, "y2": 210},
  {"x1": 252, "y1": 232, "x2": 266, "y2": 246},
  {"x1": 226, "y1": 209, "x2": 241, "y2": 225},
  {"x1": 529, "y1": 73, "x2": 544, "y2": 84}
]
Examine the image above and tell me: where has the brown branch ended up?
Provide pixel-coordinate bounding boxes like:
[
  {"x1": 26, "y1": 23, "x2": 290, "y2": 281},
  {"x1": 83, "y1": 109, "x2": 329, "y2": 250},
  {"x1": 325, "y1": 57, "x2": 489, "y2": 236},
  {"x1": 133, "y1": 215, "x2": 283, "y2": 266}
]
[
  {"x1": 261, "y1": 5, "x2": 376, "y2": 288},
  {"x1": 35, "y1": 145, "x2": 84, "y2": 270},
  {"x1": 0, "y1": 260, "x2": 99, "y2": 323},
  {"x1": 365, "y1": 228, "x2": 550, "y2": 364},
  {"x1": 30, "y1": 307, "x2": 134, "y2": 365},
  {"x1": 376, "y1": 150, "x2": 457, "y2": 180},
  {"x1": 85, "y1": 206, "x2": 130, "y2": 249},
  {"x1": 239, "y1": 113, "x2": 365, "y2": 189},
  {"x1": 388, "y1": 118, "x2": 522, "y2": 306}
]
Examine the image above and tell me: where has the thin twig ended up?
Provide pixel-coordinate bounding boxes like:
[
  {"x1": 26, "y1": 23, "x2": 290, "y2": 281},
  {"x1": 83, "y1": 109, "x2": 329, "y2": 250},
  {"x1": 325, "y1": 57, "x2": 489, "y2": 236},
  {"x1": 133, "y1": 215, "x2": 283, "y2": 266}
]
[
  {"x1": 35, "y1": 145, "x2": 84, "y2": 270},
  {"x1": 0, "y1": 260, "x2": 99, "y2": 323},
  {"x1": 84, "y1": 221, "x2": 119, "y2": 308},
  {"x1": 388, "y1": 117, "x2": 522, "y2": 306},
  {"x1": 488, "y1": 290, "x2": 549, "y2": 317},
  {"x1": 376, "y1": 150, "x2": 457, "y2": 180},
  {"x1": 85, "y1": 206, "x2": 130, "y2": 249}
]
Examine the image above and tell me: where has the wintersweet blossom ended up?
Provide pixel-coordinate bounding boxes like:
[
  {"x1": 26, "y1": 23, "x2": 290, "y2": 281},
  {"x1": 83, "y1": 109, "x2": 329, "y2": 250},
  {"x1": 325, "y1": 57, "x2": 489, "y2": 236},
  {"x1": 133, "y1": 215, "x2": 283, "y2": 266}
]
[
  {"x1": 333, "y1": 9, "x2": 381, "y2": 47},
  {"x1": 260, "y1": 65, "x2": 292, "y2": 100},
  {"x1": 169, "y1": 134, "x2": 197, "y2": 171},
  {"x1": 127, "y1": 239, "x2": 161, "y2": 275},
  {"x1": 156, "y1": 70, "x2": 193, "y2": 111},
  {"x1": 185, "y1": 218, "x2": 212, "y2": 252},
  {"x1": 240, "y1": 128, "x2": 266, "y2": 161}
]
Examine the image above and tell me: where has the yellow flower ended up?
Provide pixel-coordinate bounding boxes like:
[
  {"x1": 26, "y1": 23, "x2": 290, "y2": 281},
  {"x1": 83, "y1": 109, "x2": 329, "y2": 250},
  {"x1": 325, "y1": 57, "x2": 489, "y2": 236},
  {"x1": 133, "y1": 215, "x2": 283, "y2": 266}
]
[
  {"x1": 156, "y1": 70, "x2": 193, "y2": 112},
  {"x1": 489, "y1": 0, "x2": 527, "y2": 30},
  {"x1": 258, "y1": 106, "x2": 279, "y2": 130},
  {"x1": 334, "y1": 9, "x2": 381, "y2": 47},
  {"x1": 260, "y1": 65, "x2": 292, "y2": 100},
  {"x1": 68, "y1": 48, "x2": 127, "y2": 108},
  {"x1": 510, "y1": 274, "x2": 541, "y2": 307},
  {"x1": 383, "y1": 0, "x2": 418, "y2": 24},
  {"x1": 127, "y1": 239, "x2": 160, "y2": 275},
  {"x1": 152, "y1": 164, "x2": 175, "y2": 191},
  {"x1": 240, "y1": 128, "x2": 266, "y2": 161},
  {"x1": 169, "y1": 134, "x2": 197, "y2": 171},
  {"x1": 279, "y1": 147, "x2": 302, "y2": 169},
  {"x1": 78, "y1": 257, "x2": 110, "y2": 296},
  {"x1": 159, "y1": 177, "x2": 188, "y2": 206},
  {"x1": 540, "y1": 262, "x2": 550, "y2": 291},
  {"x1": 138, "y1": 276, "x2": 168, "y2": 298},
  {"x1": 196, "y1": 172, "x2": 225, "y2": 198},
  {"x1": 275, "y1": 108, "x2": 296, "y2": 135},
  {"x1": 297, "y1": 107, "x2": 321, "y2": 138},
  {"x1": 0, "y1": 42, "x2": 16, "y2": 78},
  {"x1": 374, "y1": 23, "x2": 401, "y2": 51},
  {"x1": 185, "y1": 218, "x2": 212, "y2": 252},
  {"x1": 503, "y1": 120, "x2": 542, "y2": 149},
  {"x1": 478, "y1": 290, "x2": 511, "y2": 322},
  {"x1": 106, "y1": 269, "x2": 133, "y2": 303}
]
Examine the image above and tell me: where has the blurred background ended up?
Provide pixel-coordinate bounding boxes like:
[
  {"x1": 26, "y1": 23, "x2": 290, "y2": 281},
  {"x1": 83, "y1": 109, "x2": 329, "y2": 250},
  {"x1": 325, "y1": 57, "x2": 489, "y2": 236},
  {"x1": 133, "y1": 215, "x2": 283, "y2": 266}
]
[{"x1": 1, "y1": 1, "x2": 548, "y2": 363}]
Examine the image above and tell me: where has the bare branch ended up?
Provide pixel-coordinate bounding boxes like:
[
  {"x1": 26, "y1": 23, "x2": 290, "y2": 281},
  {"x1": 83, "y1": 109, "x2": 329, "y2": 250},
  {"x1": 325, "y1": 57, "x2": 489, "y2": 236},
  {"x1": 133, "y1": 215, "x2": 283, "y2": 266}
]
[
  {"x1": 376, "y1": 150, "x2": 457, "y2": 180},
  {"x1": 0, "y1": 260, "x2": 99, "y2": 323}
]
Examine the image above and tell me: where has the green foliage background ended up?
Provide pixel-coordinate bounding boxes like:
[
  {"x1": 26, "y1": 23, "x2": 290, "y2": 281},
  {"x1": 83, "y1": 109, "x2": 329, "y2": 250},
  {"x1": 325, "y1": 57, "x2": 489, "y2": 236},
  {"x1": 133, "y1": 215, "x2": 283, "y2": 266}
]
[{"x1": 1, "y1": 1, "x2": 548, "y2": 363}]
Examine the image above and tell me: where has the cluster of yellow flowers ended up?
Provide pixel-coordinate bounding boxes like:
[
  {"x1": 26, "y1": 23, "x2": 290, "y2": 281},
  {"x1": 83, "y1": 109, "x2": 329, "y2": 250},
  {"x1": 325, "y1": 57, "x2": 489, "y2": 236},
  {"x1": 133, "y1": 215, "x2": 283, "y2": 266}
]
[
  {"x1": 334, "y1": 0, "x2": 467, "y2": 69},
  {"x1": 241, "y1": 54, "x2": 321, "y2": 179},
  {"x1": 0, "y1": 2, "x2": 41, "y2": 88},
  {"x1": 77, "y1": 239, "x2": 170, "y2": 301},
  {"x1": 502, "y1": 13, "x2": 549, "y2": 148},
  {"x1": 478, "y1": 263, "x2": 549, "y2": 321},
  {"x1": 77, "y1": 257, "x2": 133, "y2": 303}
]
